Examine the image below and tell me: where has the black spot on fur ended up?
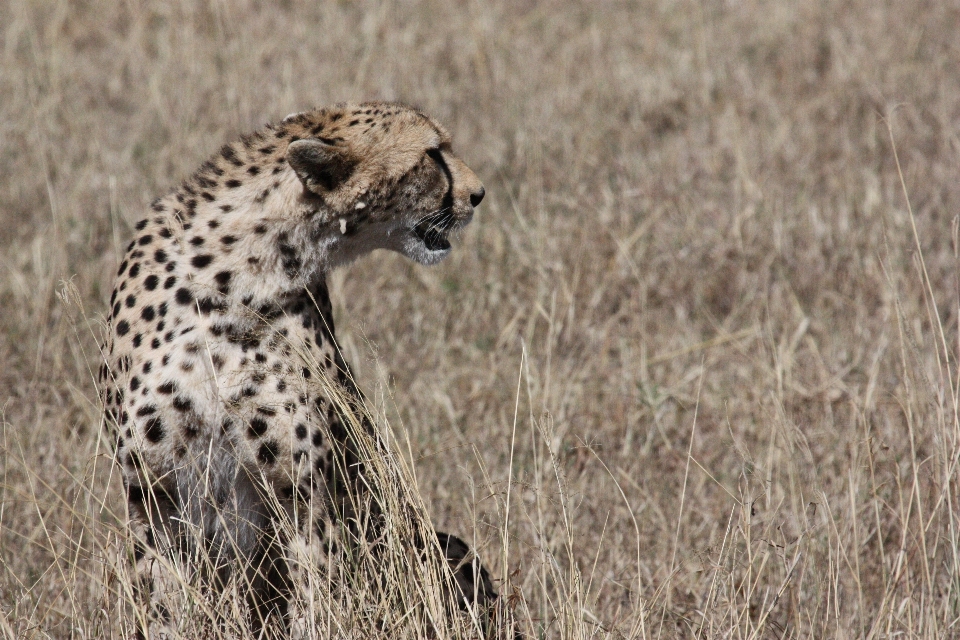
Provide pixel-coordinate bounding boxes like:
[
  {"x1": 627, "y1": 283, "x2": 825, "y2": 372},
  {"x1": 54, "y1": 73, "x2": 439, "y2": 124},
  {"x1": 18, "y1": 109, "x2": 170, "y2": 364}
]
[
  {"x1": 164, "y1": 276, "x2": 177, "y2": 289},
  {"x1": 132, "y1": 334, "x2": 142, "y2": 348},
  {"x1": 196, "y1": 298, "x2": 227, "y2": 315},
  {"x1": 257, "y1": 304, "x2": 282, "y2": 321},
  {"x1": 257, "y1": 441, "x2": 279, "y2": 464},
  {"x1": 214, "y1": 271, "x2": 232, "y2": 294},
  {"x1": 136, "y1": 219, "x2": 148, "y2": 230},
  {"x1": 192, "y1": 254, "x2": 213, "y2": 269},
  {"x1": 136, "y1": 405, "x2": 157, "y2": 417},
  {"x1": 144, "y1": 275, "x2": 159, "y2": 290},
  {"x1": 201, "y1": 192, "x2": 216, "y2": 202},
  {"x1": 295, "y1": 424, "x2": 307, "y2": 440},
  {"x1": 172, "y1": 396, "x2": 192, "y2": 412},
  {"x1": 189, "y1": 236, "x2": 205, "y2": 246},
  {"x1": 142, "y1": 306, "x2": 155, "y2": 321},
  {"x1": 253, "y1": 223, "x2": 268, "y2": 234},
  {"x1": 126, "y1": 484, "x2": 146, "y2": 506},
  {"x1": 283, "y1": 256, "x2": 301, "y2": 278},
  {"x1": 225, "y1": 179, "x2": 242, "y2": 188},
  {"x1": 221, "y1": 235, "x2": 237, "y2": 246},
  {"x1": 151, "y1": 337, "x2": 161, "y2": 349},
  {"x1": 182, "y1": 421, "x2": 200, "y2": 439},
  {"x1": 221, "y1": 145, "x2": 244, "y2": 167},
  {"x1": 248, "y1": 417, "x2": 268, "y2": 438},
  {"x1": 116, "y1": 320, "x2": 130, "y2": 336},
  {"x1": 129, "y1": 263, "x2": 141, "y2": 278},
  {"x1": 157, "y1": 381, "x2": 176, "y2": 394},
  {"x1": 144, "y1": 417, "x2": 165, "y2": 442},
  {"x1": 175, "y1": 288, "x2": 193, "y2": 305},
  {"x1": 125, "y1": 294, "x2": 136, "y2": 308}
]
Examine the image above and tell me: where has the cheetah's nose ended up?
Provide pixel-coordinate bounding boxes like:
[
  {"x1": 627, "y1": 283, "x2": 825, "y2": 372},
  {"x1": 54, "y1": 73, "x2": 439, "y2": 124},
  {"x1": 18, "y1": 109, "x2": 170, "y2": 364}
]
[{"x1": 470, "y1": 186, "x2": 485, "y2": 207}]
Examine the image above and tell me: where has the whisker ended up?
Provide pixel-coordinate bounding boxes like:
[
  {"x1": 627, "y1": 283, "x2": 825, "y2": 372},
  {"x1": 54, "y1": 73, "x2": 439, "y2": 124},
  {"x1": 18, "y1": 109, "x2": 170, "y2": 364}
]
[{"x1": 413, "y1": 207, "x2": 453, "y2": 229}]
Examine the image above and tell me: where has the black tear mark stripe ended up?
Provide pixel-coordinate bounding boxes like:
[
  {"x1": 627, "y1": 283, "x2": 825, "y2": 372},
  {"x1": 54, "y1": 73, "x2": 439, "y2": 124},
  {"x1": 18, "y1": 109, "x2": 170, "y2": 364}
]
[{"x1": 426, "y1": 148, "x2": 454, "y2": 214}]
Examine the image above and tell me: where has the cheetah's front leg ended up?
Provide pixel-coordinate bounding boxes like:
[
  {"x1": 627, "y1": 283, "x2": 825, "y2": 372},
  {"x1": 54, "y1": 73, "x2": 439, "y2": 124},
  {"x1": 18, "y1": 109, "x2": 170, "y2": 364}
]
[
  {"x1": 125, "y1": 484, "x2": 185, "y2": 639},
  {"x1": 283, "y1": 501, "x2": 343, "y2": 640}
]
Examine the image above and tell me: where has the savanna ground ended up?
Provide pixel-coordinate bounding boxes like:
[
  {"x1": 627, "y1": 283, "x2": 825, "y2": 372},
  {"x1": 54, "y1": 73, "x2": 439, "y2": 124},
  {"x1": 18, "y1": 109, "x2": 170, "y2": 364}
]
[{"x1": 1, "y1": 1, "x2": 960, "y2": 638}]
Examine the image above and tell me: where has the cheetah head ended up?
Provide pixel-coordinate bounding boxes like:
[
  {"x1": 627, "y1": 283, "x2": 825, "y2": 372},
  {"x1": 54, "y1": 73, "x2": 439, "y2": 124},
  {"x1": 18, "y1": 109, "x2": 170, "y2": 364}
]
[{"x1": 284, "y1": 103, "x2": 485, "y2": 267}]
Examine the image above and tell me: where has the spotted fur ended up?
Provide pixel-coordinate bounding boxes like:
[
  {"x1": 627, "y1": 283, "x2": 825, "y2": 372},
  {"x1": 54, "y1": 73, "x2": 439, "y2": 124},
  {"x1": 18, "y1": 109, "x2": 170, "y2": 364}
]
[{"x1": 98, "y1": 102, "x2": 489, "y2": 636}]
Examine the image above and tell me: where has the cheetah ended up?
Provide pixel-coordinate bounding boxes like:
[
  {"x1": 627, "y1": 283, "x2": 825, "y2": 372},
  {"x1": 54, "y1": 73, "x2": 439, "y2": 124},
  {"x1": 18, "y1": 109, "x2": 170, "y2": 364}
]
[{"x1": 98, "y1": 102, "x2": 493, "y2": 637}]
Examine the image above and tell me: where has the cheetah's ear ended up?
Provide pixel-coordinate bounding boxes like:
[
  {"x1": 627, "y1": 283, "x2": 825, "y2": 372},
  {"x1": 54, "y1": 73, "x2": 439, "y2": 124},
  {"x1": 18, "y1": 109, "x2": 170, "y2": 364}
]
[{"x1": 287, "y1": 139, "x2": 358, "y2": 194}]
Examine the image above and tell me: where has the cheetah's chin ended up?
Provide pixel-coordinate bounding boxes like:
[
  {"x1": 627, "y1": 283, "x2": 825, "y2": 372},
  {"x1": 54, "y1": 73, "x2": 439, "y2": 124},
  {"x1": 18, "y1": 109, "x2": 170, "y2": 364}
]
[{"x1": 400, "y1": 226, "x2": 453, "y2": 265}]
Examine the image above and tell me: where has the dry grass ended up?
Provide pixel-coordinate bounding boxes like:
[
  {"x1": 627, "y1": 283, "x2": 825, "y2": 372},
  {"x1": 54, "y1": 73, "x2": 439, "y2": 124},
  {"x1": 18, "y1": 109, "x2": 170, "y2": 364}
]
[{"x1": 2, "y1": 0, "x2": 960, "y2": 637}]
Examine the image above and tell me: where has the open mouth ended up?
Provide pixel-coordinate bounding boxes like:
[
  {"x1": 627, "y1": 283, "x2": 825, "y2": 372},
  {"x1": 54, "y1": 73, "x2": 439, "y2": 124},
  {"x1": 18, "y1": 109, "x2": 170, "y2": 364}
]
[
  {"x1": 412, "y1": 218, "x2": 453, "y2": 252},
  {"x1": 413, "y1": 225, "x2": 451, "y2": 252}
]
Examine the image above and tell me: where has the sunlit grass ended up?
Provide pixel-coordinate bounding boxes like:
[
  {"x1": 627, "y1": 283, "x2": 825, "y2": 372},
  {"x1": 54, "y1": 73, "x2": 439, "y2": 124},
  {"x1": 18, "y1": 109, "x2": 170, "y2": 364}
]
[{"x1": 1, "y1": 0, "x2": 959, "y2": 637}]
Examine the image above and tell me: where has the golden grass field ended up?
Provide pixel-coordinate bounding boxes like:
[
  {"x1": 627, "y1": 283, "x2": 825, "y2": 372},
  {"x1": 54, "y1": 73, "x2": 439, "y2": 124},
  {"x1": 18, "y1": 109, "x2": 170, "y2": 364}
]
[{"x1": 2, "y1": 0, "x2": 960, "y2": 637}]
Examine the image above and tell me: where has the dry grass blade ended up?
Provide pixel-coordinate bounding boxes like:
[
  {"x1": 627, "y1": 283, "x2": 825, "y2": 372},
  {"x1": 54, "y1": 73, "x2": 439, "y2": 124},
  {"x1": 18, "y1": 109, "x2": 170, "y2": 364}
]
[{"x1": 2, "y1": 1, "x2": 960, "y2": 638}]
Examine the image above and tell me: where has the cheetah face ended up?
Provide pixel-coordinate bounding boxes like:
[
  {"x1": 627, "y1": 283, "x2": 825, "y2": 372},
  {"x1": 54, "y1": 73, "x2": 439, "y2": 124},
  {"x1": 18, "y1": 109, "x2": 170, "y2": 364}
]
[
  {"x1": 394, "y1": 144, "x2": 486, "y2": 265},
  {"x1": 285, "y1": 103, "x2": 484, "y2": 267}
]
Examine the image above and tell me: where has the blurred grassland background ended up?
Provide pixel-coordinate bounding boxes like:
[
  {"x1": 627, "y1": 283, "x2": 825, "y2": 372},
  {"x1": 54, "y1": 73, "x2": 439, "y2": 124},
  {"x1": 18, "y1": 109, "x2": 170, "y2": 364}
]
[{"x1": 1, "y1": 0, "x2": 960, "y2": 638}]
